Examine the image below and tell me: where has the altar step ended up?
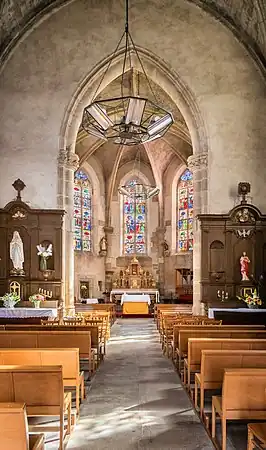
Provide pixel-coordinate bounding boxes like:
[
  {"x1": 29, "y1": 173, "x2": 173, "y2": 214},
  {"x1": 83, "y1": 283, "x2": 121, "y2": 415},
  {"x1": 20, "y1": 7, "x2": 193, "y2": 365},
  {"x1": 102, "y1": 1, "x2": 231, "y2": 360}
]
[{"x1": 116, "y1": 312, "x2": 153, "y2": 318}]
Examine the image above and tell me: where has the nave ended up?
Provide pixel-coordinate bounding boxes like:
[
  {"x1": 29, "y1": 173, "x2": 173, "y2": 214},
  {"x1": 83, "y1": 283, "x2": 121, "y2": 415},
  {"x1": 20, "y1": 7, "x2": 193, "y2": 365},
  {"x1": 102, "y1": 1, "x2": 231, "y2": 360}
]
[{"x1": 65, "y1": 319, "x2": 214, "y2": 450}]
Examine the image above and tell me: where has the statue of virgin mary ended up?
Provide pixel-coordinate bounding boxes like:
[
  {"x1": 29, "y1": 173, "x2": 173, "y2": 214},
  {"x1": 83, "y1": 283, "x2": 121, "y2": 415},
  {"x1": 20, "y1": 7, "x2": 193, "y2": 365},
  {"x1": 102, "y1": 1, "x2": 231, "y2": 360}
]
[{"x1": 10, "y1": 231, "x2": 24, "y2": 271}]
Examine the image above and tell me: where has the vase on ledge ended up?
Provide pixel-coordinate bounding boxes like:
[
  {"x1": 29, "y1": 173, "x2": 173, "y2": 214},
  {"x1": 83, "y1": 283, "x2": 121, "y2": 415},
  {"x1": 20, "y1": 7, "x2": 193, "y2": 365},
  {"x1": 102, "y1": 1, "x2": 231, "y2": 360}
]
[
  {"x1": 34, "y1": 301, "x2": 41, "y2": 308},
  {"x1": 40, "y1": 256, "x2": 48, "y2": 271},
  {"x1": 248, "y1": 304, "x2": 259, "y2": 309}
]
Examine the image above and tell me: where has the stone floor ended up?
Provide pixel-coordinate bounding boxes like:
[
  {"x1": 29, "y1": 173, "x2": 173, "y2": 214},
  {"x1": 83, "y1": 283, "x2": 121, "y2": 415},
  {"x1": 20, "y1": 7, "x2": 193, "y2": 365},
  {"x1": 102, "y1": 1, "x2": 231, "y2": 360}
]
[
  {"x1": 44, "y1": 318, "x2": 249, "y2": 449},
  {"x1": 64, "y1": 318, "x2": 214, "y2": 449}
]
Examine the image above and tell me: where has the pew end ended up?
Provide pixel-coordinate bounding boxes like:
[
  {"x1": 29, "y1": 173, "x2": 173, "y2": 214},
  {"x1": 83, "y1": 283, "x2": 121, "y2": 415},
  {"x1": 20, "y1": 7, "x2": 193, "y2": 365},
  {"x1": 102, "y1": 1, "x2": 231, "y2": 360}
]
[{"x1": 0, "y1": 402, "x2": 45, "y2": 450}]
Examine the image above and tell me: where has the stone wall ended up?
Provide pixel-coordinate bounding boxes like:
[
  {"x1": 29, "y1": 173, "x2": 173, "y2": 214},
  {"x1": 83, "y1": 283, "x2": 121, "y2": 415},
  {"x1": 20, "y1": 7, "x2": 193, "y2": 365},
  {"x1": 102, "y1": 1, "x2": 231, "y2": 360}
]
[{"x1": 0, "y1": 0, "x2": 265, "y2": 310}]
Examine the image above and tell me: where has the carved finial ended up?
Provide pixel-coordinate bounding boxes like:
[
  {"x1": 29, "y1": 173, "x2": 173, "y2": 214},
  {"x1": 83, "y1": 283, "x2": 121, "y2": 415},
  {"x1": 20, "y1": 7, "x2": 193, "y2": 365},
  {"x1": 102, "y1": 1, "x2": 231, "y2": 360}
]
[
  {"x1": 12, "y1": 179, "x2": 26, "y2": 201},
  {"x1": 238, "y1": 182, "x2": 250, "y2": 204}
]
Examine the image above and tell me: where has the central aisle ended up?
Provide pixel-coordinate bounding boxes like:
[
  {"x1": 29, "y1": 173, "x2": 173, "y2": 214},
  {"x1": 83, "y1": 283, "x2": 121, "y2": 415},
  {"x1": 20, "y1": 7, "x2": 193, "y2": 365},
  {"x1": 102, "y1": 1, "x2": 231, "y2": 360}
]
[{"x1": 67, "y1": 318, "x2": 214, "y2": 449}]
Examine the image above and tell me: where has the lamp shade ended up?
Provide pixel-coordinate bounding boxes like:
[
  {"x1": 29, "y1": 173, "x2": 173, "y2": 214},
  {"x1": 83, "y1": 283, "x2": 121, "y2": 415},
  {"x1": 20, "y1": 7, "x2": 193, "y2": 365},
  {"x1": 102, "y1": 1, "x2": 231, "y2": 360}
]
[{"x1": 81, "y1": 96, "x2": 173, "y2": 146}]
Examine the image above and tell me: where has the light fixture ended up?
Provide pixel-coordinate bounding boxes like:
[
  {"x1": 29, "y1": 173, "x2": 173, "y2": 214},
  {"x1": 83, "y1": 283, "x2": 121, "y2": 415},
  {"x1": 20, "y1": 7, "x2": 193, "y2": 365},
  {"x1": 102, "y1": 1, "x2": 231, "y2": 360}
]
[
  {"x1": 81, "y1": 0, "x2": 174, "y2": 146},
  {"x1": 118, "y1": 148, "x2": 160, "y2": 199}
]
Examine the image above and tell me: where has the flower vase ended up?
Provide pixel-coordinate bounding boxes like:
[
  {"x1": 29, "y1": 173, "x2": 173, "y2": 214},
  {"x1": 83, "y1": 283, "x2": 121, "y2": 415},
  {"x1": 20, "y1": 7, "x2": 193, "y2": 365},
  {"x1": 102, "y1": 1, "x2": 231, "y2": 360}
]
[
  {"x1": 34, "y1": 300, "x2": 41, "y2": 308},
  {"x1": 3, "y1": 300, "x2": 16, "y2": 308},
  {"x1": 248, "y1": 304, "x2": 259, "y2": 309},
  {"x1": 40, "y1": 257, "x2": 47, "y2": 271}
]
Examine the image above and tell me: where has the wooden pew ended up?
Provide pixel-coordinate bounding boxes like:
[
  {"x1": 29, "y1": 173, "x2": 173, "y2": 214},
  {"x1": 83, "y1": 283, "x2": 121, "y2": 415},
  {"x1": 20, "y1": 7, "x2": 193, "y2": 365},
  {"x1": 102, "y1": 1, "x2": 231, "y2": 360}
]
[
  {"x1": 0, "y1": 402, "x2": 45, "y2": 450},
  {"x1": 5, "y1": 325, "x2": 101, "y2": 363},
  {"x1": 0, "y1": 366, "x2": 72, "y2": 450},
  {"x1": 212, "y1": 368, "x2": 266, "y2": 450},
  {"x1": 0, "y1": 348, "x2": 84, "y2": 415},
  {"x1": 75, "y1": 303, "x2": 116, "y2": 324},
  {"x1": 247, "y1": 423, "x2": 266, "y2": 450},
  {"x1": 193, "y1": 349, "x2": 266, "y2": 417},
  {"x1": 162, "y1": 318, "x2": 222, "y2": 358},
  {"x1": 185, "y1": 337, "x2": 266, "y2": 389},
  {"x1": 176, "y1": 327, "x2": 266, "y2": 372},
  {"x1": 0, "y1": 330, "x2": 94, "y2": 373}
]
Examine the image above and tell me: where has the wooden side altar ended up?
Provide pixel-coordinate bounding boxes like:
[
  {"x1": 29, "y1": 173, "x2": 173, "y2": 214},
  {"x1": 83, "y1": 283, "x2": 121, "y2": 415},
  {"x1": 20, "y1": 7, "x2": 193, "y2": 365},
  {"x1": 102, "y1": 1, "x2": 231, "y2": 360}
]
[{"x1": 0, "y1": 180, "x2": 64, "y2": 304}]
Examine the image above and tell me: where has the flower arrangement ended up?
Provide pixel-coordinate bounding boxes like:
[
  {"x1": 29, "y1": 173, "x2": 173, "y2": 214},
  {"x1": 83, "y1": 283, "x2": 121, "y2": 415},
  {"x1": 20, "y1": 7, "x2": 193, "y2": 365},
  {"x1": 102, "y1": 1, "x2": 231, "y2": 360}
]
[
  {"x1": 0, "y1": 292, "x2": 20, "y2": 308},
  {"x1": 237, "y1": 289, "x2": 262, "y2": 307},
  {"x1": 29, "y1": 293, "x2": 45, "y2": 307}
]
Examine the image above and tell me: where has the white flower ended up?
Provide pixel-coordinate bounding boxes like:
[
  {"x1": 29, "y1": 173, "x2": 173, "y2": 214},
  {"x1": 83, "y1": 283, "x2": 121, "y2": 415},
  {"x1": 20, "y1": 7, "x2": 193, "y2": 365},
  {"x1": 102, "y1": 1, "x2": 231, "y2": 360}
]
[{"x1": 37, "y1": 243, "x2": 53, "y2": 258}]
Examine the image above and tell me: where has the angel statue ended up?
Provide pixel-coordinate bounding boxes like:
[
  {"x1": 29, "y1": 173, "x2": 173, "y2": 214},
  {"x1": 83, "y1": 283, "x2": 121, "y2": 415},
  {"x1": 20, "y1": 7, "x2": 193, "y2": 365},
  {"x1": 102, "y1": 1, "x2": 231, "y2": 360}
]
[
  {"x1": 10, "y1": 231, "x2": 24, "y2": 274},
  {"x1": 37, "y1": 243, "x2": 53, "y2": 271}
]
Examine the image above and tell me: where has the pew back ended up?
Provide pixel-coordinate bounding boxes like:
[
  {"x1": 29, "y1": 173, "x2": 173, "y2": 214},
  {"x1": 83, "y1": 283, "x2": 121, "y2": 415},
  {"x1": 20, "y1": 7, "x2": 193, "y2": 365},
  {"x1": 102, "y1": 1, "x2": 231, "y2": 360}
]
[
  {"x1": 0, "y1": 365, "x2": 63, "y2": 411},
  {"x1": 173, "y1": 325, "x2": 264, "y2": 359},
  {"x1": 0, "y1": 348, "x2": 79, "y2": 380},
  {"x1": 222, "y1": 368, "x2": 266, "y2": 415},
  {"x1": 178, "y1": 329, "x2": 266, "y2": 360},
  {"x1": 0, "y1": 330, "x2": 91, "y2": 359},
  {"x1": 189, "y1": 338, "x2": 266, "y2": 372},
  {"x1": 4, "y1": 325, "x2": 97, "y2": 348},
  {"x1": 0, "y1": 402, "x2": 45, "y2": 450},
  {"x1": 202, "y1": 349, "x2": 266, "y2": 384}
]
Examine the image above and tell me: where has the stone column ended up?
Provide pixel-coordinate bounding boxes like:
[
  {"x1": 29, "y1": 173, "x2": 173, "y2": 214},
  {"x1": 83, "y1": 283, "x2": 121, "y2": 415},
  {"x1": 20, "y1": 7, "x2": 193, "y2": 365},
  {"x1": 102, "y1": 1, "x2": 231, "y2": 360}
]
[
  {"x1": 64, "y1": 149, "x2": 79, "y2": 315},
  {"x1": 187, "y1": 153, "x2": 208, "y2": 315},
  {"x1": 57, "y1": 149, "x2": 67, "y2": 306}
]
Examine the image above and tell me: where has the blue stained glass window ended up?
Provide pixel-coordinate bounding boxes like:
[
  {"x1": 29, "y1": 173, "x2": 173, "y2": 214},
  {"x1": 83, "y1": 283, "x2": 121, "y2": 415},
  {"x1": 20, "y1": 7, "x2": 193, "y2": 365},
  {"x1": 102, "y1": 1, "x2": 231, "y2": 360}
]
[
  {"x1": 177, "y1": 169, "x2": 193, "y2": 252},
  {"x1": 123, "y1": 179, "x2": 146, "y2": 254},
  {"x1": 74, "y1": 170, "x2": 92, "y2": 251}
]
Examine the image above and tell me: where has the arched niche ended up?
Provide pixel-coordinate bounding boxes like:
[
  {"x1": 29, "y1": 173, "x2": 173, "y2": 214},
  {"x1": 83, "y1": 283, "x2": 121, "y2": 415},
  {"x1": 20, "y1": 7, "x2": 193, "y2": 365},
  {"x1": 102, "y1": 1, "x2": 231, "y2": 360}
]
[
  {"x1": 39, "y1": 240, "x2": 54, "y2": 271},
  {"x1": 209, "y1": 240, "x2": 225, "y2": 274}
]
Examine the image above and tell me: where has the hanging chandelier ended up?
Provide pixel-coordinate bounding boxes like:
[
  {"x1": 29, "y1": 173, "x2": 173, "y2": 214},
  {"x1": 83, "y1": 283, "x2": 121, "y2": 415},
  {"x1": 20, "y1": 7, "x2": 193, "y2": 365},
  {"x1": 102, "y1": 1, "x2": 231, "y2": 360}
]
[
  {"x1": 118, "y1": 148, "x2": 160, "y2": 199},
  {"x1": 81, "y1": 0, "x2": 174, "y2": 146},
  {"x1": 118, "y1": 182, "x2": 160, "y2": 199}
]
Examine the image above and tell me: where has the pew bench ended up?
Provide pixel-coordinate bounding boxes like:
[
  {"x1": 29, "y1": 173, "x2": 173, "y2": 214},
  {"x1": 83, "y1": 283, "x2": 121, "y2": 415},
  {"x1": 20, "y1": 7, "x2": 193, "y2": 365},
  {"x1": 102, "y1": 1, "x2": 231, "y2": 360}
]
[
  {"x1": 0, "y1": 329, "x2": 95, "y2": 374},
  {"x1": 0, "y1": 366, "x2": 72, "y2": 450},
  {"x1": 193, "y1": 349, "x2": 266, "y2": 418},
  {"x1": 212, "y1": 368, "x2": 266, "y2": 450},
  {"x1": 247, "y1": 423, "x2": 266, "y2": 450},
  {"x1": 183, "y1": 337, "x2": 266, "y2": 390},
  {"x1": 176, "y1": 327, "x2": 266, "y2": 373},
  {"x1": 0, "y1": 402, "x2": 45, "y2": 450},
  {"x1": 5, "y1": 325, "x2": 101, "y2": 368},
  {"x1": 0, "y1": 348, "x2": 84, "y2": 415}
]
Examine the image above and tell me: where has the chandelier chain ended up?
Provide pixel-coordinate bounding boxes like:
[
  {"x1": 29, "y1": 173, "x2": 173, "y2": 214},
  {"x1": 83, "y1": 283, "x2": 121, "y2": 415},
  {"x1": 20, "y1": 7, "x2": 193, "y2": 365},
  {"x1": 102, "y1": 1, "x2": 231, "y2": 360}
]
[{"x1": 91, "y1": 31, "x2": 125, "y2": 101}]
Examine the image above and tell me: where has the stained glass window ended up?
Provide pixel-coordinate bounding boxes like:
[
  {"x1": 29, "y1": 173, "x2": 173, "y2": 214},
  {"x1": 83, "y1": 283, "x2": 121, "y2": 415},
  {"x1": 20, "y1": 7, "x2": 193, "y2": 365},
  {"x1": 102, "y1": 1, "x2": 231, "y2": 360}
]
[
  {"x1": 177, "y1": 169, "x2": 193, "y2": 252},
  {"x1": 123, "y1": 179, "x2": 146, "y2": 255},
  {"x1": 74, "y1": 170, "x2": 92, "y2": 251}
]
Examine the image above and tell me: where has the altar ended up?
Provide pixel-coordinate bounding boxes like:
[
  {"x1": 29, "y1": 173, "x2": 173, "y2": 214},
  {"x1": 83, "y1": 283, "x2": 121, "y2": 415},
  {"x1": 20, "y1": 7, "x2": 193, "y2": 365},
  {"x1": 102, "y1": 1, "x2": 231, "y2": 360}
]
[
  {"x1": 120, "y1": 293, "x2": 151, "y2": 315},
  {"x1": 110, "y1": 257, "x2": 159, "y2": 315},
  {"x1": 208, "y1": 308, "x2": 266, "y2": 325},
  {"x1": 0, "y1": 307, "x2": 58, "y2": 324}
]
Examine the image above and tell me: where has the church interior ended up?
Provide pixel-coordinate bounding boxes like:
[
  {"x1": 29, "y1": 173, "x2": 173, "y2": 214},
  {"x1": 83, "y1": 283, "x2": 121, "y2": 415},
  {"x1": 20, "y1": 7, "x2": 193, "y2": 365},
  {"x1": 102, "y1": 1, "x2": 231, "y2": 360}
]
[{"x1": 0, "y1": 0, "x2": 266, "y2": 449}]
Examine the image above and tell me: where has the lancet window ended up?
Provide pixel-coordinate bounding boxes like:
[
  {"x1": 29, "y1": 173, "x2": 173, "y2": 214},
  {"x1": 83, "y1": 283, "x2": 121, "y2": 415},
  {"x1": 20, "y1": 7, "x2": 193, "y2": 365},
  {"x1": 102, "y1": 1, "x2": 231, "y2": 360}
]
[
  {"x1": 73, "y1": 170, "x2": 92, "y2": 251},
  {"x1": 177, "y1": 169, "x2": 193, "y2": 252},
  {"x1": 123, "y1": 179, "x2": 146, "y2": 255}
]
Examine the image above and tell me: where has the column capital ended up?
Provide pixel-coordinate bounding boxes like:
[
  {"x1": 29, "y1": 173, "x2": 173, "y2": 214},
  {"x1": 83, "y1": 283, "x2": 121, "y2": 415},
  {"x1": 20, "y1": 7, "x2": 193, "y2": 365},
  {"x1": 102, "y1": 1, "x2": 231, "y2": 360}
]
[
  {"x1": 58, "y1": 148, "x2": 67, "y2": 167},
  {"x1": 66, "y1": 151, "x2": 79, "y2": 171},
  {"x1": 187, "y1": 152, "x2": 208, "y2": 171},
  {"x1": 58, "y1": 149, "x2": 79, "y2": 171}
]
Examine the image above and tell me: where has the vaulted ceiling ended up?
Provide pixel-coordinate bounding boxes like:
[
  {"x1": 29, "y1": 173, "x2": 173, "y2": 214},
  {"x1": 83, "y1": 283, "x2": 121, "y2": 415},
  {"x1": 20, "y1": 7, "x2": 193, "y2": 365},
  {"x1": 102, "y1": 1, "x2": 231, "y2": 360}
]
[
  {"x1": 0, "y1": 0, "x2": 265, "y2": 68},
  {"x1": 75, "y1": 70, "x2": 192, "y2": 182}
]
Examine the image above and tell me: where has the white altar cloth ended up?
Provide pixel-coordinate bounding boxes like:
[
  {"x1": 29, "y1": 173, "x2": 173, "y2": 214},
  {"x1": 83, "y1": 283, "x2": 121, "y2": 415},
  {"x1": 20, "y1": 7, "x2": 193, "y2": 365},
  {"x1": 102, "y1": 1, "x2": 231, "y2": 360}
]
[
  {"x1": 121, "y1": 294, "x2": 151, "y2": 305},
  {"x1": 208, "y1": 308, "x2": 266, "y2": 319},
  {"x1": 82, "y1": 298, "x2": 98, "y2": 304},
  {"x1": 0, "y1": 308, "x2": 57, "y2": 318},
  {"x1": 111, "y1": 289, "x2": 159, "y2": 303}
]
